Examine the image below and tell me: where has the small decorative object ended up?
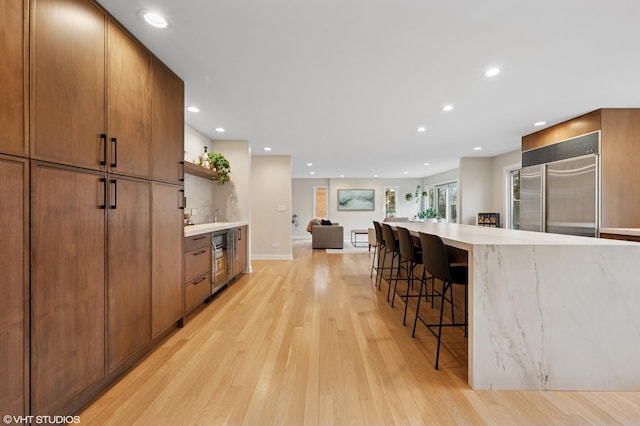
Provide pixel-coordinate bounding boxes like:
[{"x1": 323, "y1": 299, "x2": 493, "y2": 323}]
[
  {"x1": 405, "y1": 193, "x2": 413, "y2": 201},
  {"x1": 414, "y1": 185, "x2": 421, "y2": 203},
  {"x1": 199, "y1": 146, "x2": 209, "y2": 167},
  {"x1": 207, "y1": 151, "x2": 231, "y2": 184},
  {"x1": 292, "y1": 214, "x2": 299, "y2": 227}
]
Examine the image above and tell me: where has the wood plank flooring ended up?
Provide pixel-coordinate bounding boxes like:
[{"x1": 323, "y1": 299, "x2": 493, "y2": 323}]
[{"x1": 80, "y1": 240, "x2": 640, "y2": 425}]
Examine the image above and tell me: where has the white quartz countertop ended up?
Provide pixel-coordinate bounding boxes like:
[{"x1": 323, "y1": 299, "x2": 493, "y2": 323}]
[
  {"x1": 389, "y1": 222, "x2": 637, "y2": 248},
  {"x1": 600, "y1": 227, "x2": 640, "y2": 237},
  {"x1": 184, "y1": 221, "x2": 248, "y2": 237}
]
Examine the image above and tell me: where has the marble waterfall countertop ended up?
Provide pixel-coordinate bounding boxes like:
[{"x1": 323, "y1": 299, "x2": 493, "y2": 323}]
[
  {"x1": 390, "y1": 222, "x2": 640, "y2": 391},
  {"x1": 184, "y1": 221, "x2": 249, "y2": 237}
]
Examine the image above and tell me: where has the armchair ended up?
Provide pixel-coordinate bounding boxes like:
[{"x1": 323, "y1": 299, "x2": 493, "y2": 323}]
[{"x1": 311, "y1": 224, "x2": 344, "y2": 249}]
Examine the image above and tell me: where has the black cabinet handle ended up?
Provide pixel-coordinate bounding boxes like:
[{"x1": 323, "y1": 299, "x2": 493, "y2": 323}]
[
  {"x1": 99, "y1": 178, "x2": 107, "y2": 209},
  {"x1": 110, "y1": 137, "x2": 117, "y2": 168},
  {"x1": 193, "y1": 276, "x2": 207, "y2": 284},
  {"x1": 179, "y1": 189, "x2": 185, "y2": 210},
  {"x1": 109, "y1": 179, "x2": 117, "y2": 209},
  {"x1": 100, "y1": 134, "x2": 107, "y2": 166},
  {"x1": 238, "y1": 228, "x2": 242, "y2": 241},
  {"x1": 193, "y1": 250, "x2": 207, "y2": 256},
  {"x1": 180, "y1": 161, "x2": 185, "y2": 182}
]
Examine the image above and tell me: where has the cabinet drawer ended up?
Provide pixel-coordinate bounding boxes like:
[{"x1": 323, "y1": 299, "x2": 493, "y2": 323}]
[
  {"x1": 185, "y1": 245, "x2": 211, "y2": 282},
  {"x1": 184, "y1": 272, "x2": 211, "y2": 313},
  {"x1": 185, "y1": 233, "x2": 211, "y2": 252}
]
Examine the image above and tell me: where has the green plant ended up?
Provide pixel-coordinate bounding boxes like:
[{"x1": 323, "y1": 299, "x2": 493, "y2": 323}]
[
  {"x1": 405, "y1": 193, "x2": 413, "y2": 201},
  {"x1": 207, "y1": 151, "x2": 231, "y2": 184},
  {"x1": 418, "y1": 207, "x2": 438, "y2": 219}
]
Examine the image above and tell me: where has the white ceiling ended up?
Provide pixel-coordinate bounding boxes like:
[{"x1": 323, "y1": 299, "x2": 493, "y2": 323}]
[{"x1": 97, "y1": 0, "x2": 640, "y2": 179}]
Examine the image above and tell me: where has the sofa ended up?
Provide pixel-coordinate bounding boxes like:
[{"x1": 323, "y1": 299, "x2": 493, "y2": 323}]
[
  {"x1": 307, "y1": 218, "x2": 344, "y2": 249},
  {"x1": 311, "y1": 224, "x2": 344, "y2": 249}
]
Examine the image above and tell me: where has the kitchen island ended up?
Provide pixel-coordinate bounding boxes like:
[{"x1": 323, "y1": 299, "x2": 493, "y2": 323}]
[{"x1": 393, "y1": 222, "x2": 640, "y2": 391}]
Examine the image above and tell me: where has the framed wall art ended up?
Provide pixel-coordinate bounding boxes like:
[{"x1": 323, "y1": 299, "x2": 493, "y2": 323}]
[{"x1": 337, "y1": 189, "x2": 375, "y2": 211}]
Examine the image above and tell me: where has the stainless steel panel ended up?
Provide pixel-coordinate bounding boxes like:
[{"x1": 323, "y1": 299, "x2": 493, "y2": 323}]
[
  {"x1": 545, "y1": 155, "x2": 597, "y2": 237},
  {"x1": 520, "y1": 165, "x2": 543, "y2": 232}
]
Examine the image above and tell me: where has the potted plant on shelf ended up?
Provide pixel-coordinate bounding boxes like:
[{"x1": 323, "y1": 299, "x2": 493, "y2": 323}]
[{"x1": 207, "y1": 151, "x2": 231, "y2": 184}]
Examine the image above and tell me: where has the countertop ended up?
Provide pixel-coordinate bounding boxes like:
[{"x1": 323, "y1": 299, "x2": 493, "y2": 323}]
[
  {"x1": 389, "y1": 222, "x2": 636, "y2": 250},
  {"x1": 184, "y1": 221, "x2": 249, "y2": 237},
  {"x1": 599, "y1": 227, "x2": 640, "y2": 237}
]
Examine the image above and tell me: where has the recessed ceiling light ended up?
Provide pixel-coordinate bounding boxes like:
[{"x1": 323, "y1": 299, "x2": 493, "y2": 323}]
[
  {"x1": 263, "y1": 147, "x2": 272, "y2": 151},
  {"x1": 417, "y1": 126, "x2": 426, "y2": 132},
  {"x1": 474, "y1": 146, "x2": 482, "y2": 151},
  {"x1": 533, "y1": 121, "x2": 547, "y2": 127},
  {"x1": 485, "y1": 67, "x2": 500, "y2": 77},
  {"x1": 215, "y1": 127, "x2": 225, "y2": 132},
  {"x1": 187, "y1": 106, "x2": 200, "y2": 113},
  {"x1": 310, "y1": 171, "x2": 315, "y2": 175},
  {"x1": 306, "y1": 162, "x2": 313, "y2": 166},
  {"x1": 339, "y1": 174, "x2": 345, "y2": 178},
  {"x1": 142, "y1": 11, "x2": 168, "y2": 28},
  {"x1": 373, "y1": 174, "x2": 379, "y2": 178},
  {"x1": 423, "y1": 162, "x2": 430, "y2": 166},
  {"x1": 404, "y1": 171, "x2": 409, "y2": 175},
  {"x1": 442, "y1": 105, "x2": 454, "y2": 112}
]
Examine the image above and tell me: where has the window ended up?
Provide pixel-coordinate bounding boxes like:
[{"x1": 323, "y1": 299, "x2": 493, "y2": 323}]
[
  {"x1": 384, "y1": 187, "x2": 397, "y2": 217},
  {"x1": 436, "y1": 182, "x2": 458, "y2": 223},
  {"x1": 313, "y1": 185, "x2": 328, "y2": 218}
]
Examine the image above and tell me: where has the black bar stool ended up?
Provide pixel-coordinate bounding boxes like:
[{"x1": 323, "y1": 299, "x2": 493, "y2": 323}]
[
  {"x1": 412, "y1": 232, "x2": 468, "y2": 370},
  {"x1": 379, "y1": 223, "x2": 400, "y2": 301},
  {"x1": 370, "y1": 221, "x2": 384, "y2": 279},
  {"x1": 391, "y1": 226, "x2": 423, "y2": 325}
]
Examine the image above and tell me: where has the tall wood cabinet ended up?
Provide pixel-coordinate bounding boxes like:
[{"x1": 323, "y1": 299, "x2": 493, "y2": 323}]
[
  {"x1": 0, "y1": 155, "x2": 29, "y2": 417},
  {"x1": 31, "y1": 0, "x2": 106, "y2": 169},
  {"x1": 0, "y1": 1, "x2": 27, "y2": 156},
  {"x1": 30, "y1": 162, "x2": 107, "y2": 415},
  {"x1": 152, "y1": 182, "x2": 184, "y2": 337},
  {"x1": 107, "y1": 177, "x2": 152, "y2": 371},
  {"x1": 22, "y1": 0, "x2": 186, "y2": 417}
]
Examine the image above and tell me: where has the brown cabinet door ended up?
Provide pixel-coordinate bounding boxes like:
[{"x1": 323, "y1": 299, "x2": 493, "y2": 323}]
[
  {"x1": 107, "y1": 19, "x2": 151, "y2": 178},
  {"x1": 0, "y1": 1, "x2": 26, "y2": 156},
  {"x1": 152, "y1": 58, "x2": 184, "y2": 183},
  {"x1": 107, "y1": 177, "x2": 151, "y2": 370},
  {"x1": 31, "y1": 0, "x2": 106, "y2": 169},
  {"x1": 31, "y1": 162, "x2": 106, "y2": 415},
  {"x1": 151, "y1": 182, "x2": 184, "y2": 337},
  {"x1": 0, "y1": 155, "x2": 28, "y2": 417}
]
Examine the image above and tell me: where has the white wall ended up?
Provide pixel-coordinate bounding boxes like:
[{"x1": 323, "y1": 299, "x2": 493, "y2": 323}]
[
  {"x1": 251, "y1": 156, "x2": 293, "y2": 259},
  {"x1": 459, "y1": 157, "x2": 493, "y2": 225},
  {"x1": 491, "y1": 149, "x2": 521, "y2": 228},
  {"x1": 291, "y1": 178, "x2": 423, "y2": 240},
  {"x1": 183, "y1": 125, "x2": 251, "y2": 225}
]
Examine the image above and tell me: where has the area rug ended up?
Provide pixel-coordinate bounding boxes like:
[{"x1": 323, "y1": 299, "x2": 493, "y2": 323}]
[{"x1": 326, "y1": 245, "x2": 372, "y2": 254}]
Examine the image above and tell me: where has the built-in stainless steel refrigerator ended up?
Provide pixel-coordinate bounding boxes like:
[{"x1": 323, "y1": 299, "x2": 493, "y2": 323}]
[{"x1": 520, "y1": 132, "x2": 599, "y2": 237}]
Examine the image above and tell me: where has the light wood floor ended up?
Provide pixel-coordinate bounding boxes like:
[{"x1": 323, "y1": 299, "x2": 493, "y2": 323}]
[{"x1": 81, "y1": 241, "x2": 640, "y2": 425}]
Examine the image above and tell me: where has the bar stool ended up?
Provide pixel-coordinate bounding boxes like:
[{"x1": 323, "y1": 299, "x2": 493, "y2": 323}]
[
  {"x1": 391, "y1": 226, "x2": 423, "y2": 325},
  {"x1": 412, "y1": 232, "x2": 468, "y2": 370},
  {"x1": 379, "y1": 223, "x2": 400, "y2": 300},
  {"x1": 370, "y1": 221, "x2": 384, "y2": 278}
]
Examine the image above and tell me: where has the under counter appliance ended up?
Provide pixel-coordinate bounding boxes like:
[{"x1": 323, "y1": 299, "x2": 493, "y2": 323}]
[
  {"x1": 520, "y1": 131, "x2": 599, "y2": 237},
  {"x1": 212, "y1": 232, "x2": 228, "y2": 293}
]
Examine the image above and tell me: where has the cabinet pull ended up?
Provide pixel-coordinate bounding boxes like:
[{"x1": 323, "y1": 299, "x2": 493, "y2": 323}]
[
  {"x1": 110, "y1": 137, "x2": 117, "y2": 168},
  {"x1": 193, "y1": 236, "x2": 206, "y2": 241},
  {"x1": 239, "y1": 228, "x2": 242, "y2": 240},
  {"x1": 193, "y1": 276, "x2": 208, "y2": 284},
  {"x1": 193, "y1": 250, "x2": 207, "y2": 256},
  {"x1": 179, "y1": 189, "x2": 185, "y2": 210},
  {"x1": 109, "y1": 179, "x2": 117, "y2": 209},
  {"x1": 100, "y1": 134, "x2": 107, "y2": 166},
  {"x1": 99, "y1": 178, "x2": 107, "y2": 209},
  {"x1": 180, "y1": 161, "x2": 185, "y2": 182}
]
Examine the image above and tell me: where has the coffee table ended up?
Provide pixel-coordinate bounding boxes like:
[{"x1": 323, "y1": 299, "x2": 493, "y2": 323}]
[{"x1": 350, "y1": 229, "x2": 369, "y2": 248}]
